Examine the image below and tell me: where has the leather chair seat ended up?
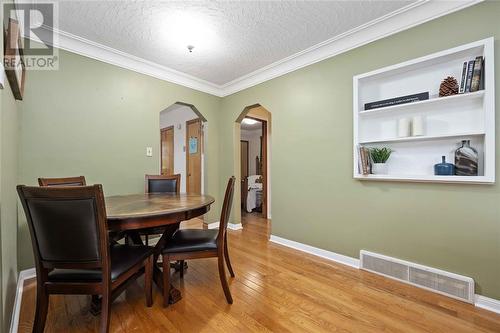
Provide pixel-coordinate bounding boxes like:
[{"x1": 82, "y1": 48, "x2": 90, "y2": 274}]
[
  {"x1": 162, "y1": 229, "x2": 218, "y2": 254},
  {"x1": 48, "y1": 244, "x2": 153, "y2": 282}
]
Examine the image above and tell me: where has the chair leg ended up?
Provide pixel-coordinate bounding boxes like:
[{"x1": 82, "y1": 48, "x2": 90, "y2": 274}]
[
  {"x1": 33, "y1": 285, "x2": 49, "y2": 333},
  {"x1": 145, "y1": 234, "x2": 149, "y2": 246},
  {"x1": 145, "y1": 255, "x2": 153, "y2": 307},
  {"x1": 217, "y1": 255, "x2": 233, "y2": 304},
  {"x1": 162, "y1": 254, "x2": 171, "y2": 307},
  {"x1": 99, "y1": 291, "x2": 112, "y2": 333},
  {"x1": 179, "y1": 260, "x2": 184, "y2": 278},
  {"x1": 224, "y1": 235, "x2": 235, "y2": 277},
  {"x1": 90, "y1": 295, "x2": 101, "y2": 316}
]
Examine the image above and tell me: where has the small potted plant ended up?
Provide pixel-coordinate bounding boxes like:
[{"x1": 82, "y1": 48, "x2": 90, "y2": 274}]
[{"x1": 369, "y1": 147, "x2": 393, "y2": 175}]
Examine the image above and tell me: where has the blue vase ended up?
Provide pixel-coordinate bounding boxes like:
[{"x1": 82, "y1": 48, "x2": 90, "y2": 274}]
[{"x1": 434, "y1": 156, "x2": 455, "y2": 175}]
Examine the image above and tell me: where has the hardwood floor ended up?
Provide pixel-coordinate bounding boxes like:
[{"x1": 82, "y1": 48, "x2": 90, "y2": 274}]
[{"x1": 17, "y1": 214, "x2": 500, "y2": 332}]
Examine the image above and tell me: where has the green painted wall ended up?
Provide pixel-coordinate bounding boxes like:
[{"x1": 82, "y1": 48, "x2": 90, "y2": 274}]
[
  {"x1": 219, "y1": 1, "x2": 500, "y2": 299},
  {"x1": 18, "y1": 49, "x2": 222, "y2": 270},
  {"x1": 15, "y1": 1, "x2": 500, "y2": 302},
  {"x1": 1, "y1": 78, "x2": 19, "y2": 333},
  {"x1": 0, "y1": 0, "x2": 19, "y2": 330}
]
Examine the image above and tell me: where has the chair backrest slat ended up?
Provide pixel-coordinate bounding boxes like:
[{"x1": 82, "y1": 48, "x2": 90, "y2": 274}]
[
  {"x1": 38, "y1": 176, "x2": 86, "y2": 187},
  {"x1": 145, "y1": 174, "x2": 180, "y2": 194},
  {"x1": 217, "y1": 177, "x2": 236, "y2": 244},
  {"x1": 17, "y1": 185, "x2": 109, "y2": 270}
]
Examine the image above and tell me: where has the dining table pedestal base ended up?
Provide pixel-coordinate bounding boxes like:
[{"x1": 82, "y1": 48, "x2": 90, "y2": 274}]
[
  {"x1": 90, "y1": 225, "x2": 184, "y2": 316},
  {"x1": 97, "y1": 192, "x2": 215, "y2": 314}
]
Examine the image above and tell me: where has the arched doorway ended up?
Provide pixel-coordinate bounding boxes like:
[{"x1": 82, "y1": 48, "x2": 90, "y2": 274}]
[
  {"x1": 159, "y1": 101, "x2": 207, "y2": 194},
  {"x1": 234, "y1": 104, "x2": 271, "y2": 228}
]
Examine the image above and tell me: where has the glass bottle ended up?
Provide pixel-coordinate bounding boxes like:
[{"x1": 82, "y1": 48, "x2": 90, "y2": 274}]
[{"x1": 454, "y1": 140, "x2": 478, "y2": 176}]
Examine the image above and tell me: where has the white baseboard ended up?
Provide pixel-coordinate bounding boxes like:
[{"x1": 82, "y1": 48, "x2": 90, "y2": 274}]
[
  {"x1": 269, "y1": 234, "x2": 500, "y2": 314},
  {"x1": 10, "y1": 268, "x2": 36, "y2": 333},
  {"x1": 206, "y1": 221, "x2": 243, "y2": 231},
  {"x1": 269, "y1": 235, "x2": 359, "y2": 268},
  {"x1": 475, "y1": 294, "x2": 500, "y2": 314},
  {"x1": 206, "y1": 221, "x2": 219, "y2": 229},
  {"x1": 228, "y1": 223, "x2": 243, "y2": 230}
]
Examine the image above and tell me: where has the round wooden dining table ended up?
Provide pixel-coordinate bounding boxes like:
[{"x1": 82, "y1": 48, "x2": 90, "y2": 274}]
[{"x1": 105, "y1": 193, "x2": 215, "y2": 305}]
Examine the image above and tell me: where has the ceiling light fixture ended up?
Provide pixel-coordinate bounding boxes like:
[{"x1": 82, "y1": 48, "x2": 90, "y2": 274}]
[
  {"x1": 160, "y1": 11, "x2": 217, "y2": 53},
  {"x1": 242, "y1": 118, "x2": 258, "y2": 125}
]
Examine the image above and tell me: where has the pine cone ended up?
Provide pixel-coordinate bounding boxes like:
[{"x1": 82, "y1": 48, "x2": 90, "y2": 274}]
[{"x1": 439, "y1": 76, "x2": 459, "y2": 97}]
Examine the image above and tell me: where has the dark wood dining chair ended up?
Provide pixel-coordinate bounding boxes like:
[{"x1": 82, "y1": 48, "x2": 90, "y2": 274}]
[
  {"x1": 38, "y1": 176, "x2": 86, "y2": 187},
  {"x1": 17, "y1": 185, "x2": 154, "y2": 333},
  {"x1": 161, "y1": 176, "x2": 236, "y2": 306},
  {"x1": 140, "y1": 174, "x2": 181, "y2": 245},
  {"x1": 145, "y1": 174, "x2": 181, "y2": 193},
  {"x1": 39, "y1": 176, "x2": 125, "y2": 244}
]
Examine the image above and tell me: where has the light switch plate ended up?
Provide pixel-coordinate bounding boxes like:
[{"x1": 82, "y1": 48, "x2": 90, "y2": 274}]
[{"x1": 146, "y1": 147, "x2": 153, "y2": 157}]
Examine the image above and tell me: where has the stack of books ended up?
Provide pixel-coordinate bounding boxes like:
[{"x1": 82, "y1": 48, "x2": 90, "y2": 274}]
[
  {"x1": 357, "y1": 146, "x2": 372, "y2": 175},
  {"x1": 459, "y1": 56, "x2": 485, "y2": 94}
]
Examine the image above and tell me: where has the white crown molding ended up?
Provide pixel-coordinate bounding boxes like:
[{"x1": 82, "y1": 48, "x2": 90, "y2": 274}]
[
  {"x1": 25, "y1": 0, "x2": 481, "y2": 97},
  {"x1": 219, "y1": 0, "x2": 482, "y2": 96},
  {"x1": 28, "y1": 26, "x2": 223, "y2": 97}
]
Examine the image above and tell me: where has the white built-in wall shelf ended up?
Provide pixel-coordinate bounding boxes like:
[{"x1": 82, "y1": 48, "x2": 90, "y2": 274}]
[
  {"x1": 359, "y1": 132, "x2": 485, "y2": 145},
  {"x1": 353, "y1": 38, "x2": 495, "y2": 184},
  {"x1": 358, "y1": 90, "x2": 485, "y2": 116}
]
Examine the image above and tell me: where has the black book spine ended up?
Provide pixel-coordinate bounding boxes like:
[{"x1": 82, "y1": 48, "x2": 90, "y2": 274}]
[
  {"x1": 465, "y1": 60, "x2": 475, "y2": 93},
  {"x1": 479, "y1": 58, "x2": 485, "y2": 91},
  {"x1": 470, "y1": 56, "x2": 483, "y2": 92}
]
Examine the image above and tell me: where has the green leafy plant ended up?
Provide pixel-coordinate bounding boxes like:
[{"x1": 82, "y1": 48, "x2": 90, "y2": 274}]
[{"x1": 370, "y1": 147, "x2": 393, "y2": 163}]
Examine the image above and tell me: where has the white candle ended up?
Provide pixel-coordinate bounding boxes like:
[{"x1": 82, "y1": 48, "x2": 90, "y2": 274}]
[
  {"x1": 412, "y1": 115, "x2": 424, "y2": 136},
  {"x1": 398, "y1": 118, "x2": 410, "y2": 137}
]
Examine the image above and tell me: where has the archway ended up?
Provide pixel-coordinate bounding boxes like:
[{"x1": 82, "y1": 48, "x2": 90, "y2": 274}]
[
  {"x1": 233, "y1": 104, "x2": 272, "y2": 228},
  {"x1": 159, "y1": 101, "x2": 207, "y2": 194}
]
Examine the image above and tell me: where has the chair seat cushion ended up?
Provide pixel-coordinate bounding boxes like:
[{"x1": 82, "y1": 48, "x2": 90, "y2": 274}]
[
  {"x1": 48, "y1": 244, "x2": 153, "y2": 282},
  {"x1": 162, "y1": 229, "x2": 218, "y2": 254}
]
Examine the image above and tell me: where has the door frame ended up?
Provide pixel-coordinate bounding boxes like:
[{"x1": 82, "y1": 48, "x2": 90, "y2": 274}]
[
  {"x1": 240, "y1": 140, "x2": 249, "y2": 178},
  {"x1": 243, "y1": 116, "x2": 268, "y2": 218},
  {"x1": 185, "y1": 118, "x2": 203, "y2": 194},
  {"x1": 160, "y1": 126, "x2": 174, "y2": 175},
  {"x1": 240, "y1": 140, "x2": 249, "y2": 211}
]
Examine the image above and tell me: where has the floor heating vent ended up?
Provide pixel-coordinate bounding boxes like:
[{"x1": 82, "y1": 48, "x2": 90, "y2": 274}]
[{"x1": 360, "y1": 250, "x2": 474, "y2": 303}]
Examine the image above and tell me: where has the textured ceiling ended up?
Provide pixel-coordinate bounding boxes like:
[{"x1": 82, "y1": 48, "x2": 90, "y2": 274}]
[{"x1": 51, "y1": 0, "x2": 416, "y2": 85}]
